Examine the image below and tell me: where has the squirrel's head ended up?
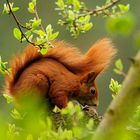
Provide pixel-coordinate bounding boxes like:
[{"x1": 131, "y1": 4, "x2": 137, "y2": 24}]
[{"x1": 76, "y1": 72, "x2": 99, "y2": 108}]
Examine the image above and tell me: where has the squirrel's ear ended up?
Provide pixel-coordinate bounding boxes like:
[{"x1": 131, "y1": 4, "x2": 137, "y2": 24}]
[{"x1": 80, "y1": 72, "x2": 96, "y2": 84}]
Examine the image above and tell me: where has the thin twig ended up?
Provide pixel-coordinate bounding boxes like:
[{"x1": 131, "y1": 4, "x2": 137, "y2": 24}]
[
  {"x1": 34, "y1": 5, "x2": 54, "y2": 47},
  {"x1": 6, "y1": 0, "x2": 54, "y2": 49},
  {"x1": 6, "y1": 1, "x2": 30, "y2": 30},
  {"x1": 62, "y1": 0, "x2": 121, "y2": 27},
  {"x1": 6, "y1": 0, "x2": 55, "y2": 49},
  {"x1": 79, "y1": 0, "x2": 121, "y2": 17},
  {"x1": 6, "y1": 0, "x2": 36, "y2": 46},
  {"x1": 89, "y1": 0, "x2": 120, "y2": 15},
  {"x1": 34, "y1": 6, "x2": 46, "y2": 33}
]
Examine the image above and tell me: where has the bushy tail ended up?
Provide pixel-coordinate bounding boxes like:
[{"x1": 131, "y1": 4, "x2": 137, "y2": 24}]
[
  {"x1": 81, "y1": 38, "x2": 117, "y2": 76},
  {"x1": 5, "y1": 38, "x2": 116, "y2": 94},
  {"x1": 48, "y1": 38, "x2": 116, "y2": 75},
  {"x1": 61, "y1": 38, "x2": 117, "y2": 76},
  {"x1": 5, "y1": 41, "x2": 82, "y2": 94}
]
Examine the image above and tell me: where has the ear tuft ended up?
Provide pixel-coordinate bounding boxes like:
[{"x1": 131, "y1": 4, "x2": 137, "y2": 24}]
[{"x1": 80, "y1": 71, "x2": 96, "y2": 84}]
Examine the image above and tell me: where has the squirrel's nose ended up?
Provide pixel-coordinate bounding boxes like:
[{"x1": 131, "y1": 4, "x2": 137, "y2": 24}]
[
  {"x1": 93, "y1": 103, "x2": 97, "y2": 107},
  {"x1": 90, "y1": 87, "x2": 96, "y2": 95}
]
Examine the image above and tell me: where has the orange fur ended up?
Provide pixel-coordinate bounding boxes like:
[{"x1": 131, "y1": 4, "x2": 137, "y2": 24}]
[{"x1": 4, "y1": 38, "x2": 116, "y2": 109}]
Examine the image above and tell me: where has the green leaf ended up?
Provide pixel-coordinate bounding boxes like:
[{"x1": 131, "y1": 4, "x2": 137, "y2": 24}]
[
  {"x1": 33, "y1": 30, "x2": 45, "y2": 36},
  {"x1": 3, "y1": 4, "x2": 10, "y2": 14},
  {"x1": 83, "y1": 23, "x2": 93, "y2": 31},
  {"x1": 111, "y1": 94, "x2": 116, "y2": 99},
  {"x1": 72, "y1": 127, "x2": 81, "y2": 138},
  {"x1": 11, "y1": 7, "x2": 19, "y2": 12},
  {"x1": 0, "y1": 62, "x2": 7, "y2": 72},
  {"x1": 66, "y1": 102, "x2": 75, "y2": 115},
  {"x1": 113, "y1": 69, "x2": 121, "y2": 75},
  {"x1": 11, "y1": 109, "x2": 24, "y2": 120},
  {"x1": 8, "y1": 124, "x2": 16, "y2": 134},
  {"x1": 28, "y1": 2, "x2": 35, "y2": 13},
  {"x1": 32, "y1": 19, "x2": 41, "y2": 28},
  {"x1": 25, "y1": 31, "x2": 32, "y2": 37},
  {"x1": 61, "y1": 108, "x2": 68, "y2": 115},
  {"x1": 0, "y1": 57, "x2": 9, "y2": 75},
  {"x1": 106, "y1": 13, "x2": 135, "y2": 36},
  {"x1": 118, "y1": 4, "x2": 130, "y2": 13},
  {"x1": 32, "y1": 0, "x2": 37, "y2": 5},
  {"x1": 84, "y1": 15, "x2": 91, "y2": 22},
  {"x1": 66, "y1": 0, "x2": 73, "y2": 4},
  {"x1": 49, "y1": 32, "x2": 59, "y2": 40},
  {"x1": 3, "y1": 94, "x2": 13, "y2": 104},
  {"x1": 46, "y1": 24, "x2": 53, "y2": 35},
  {"x1": 40, "y1": 47, "x2": 49, "y2": 55},
  {"x1": 68, "y1": 10, "x2": 75, "y2": 20},
  {"x1": 73, "y1": 0, "x2": 81, "y2": 10},
  {"x1": 36, "y1": 37, "x2": 47, "y2": 45},
  {"x1": 28, "y1": 35, "x2": 33, "y2": 42},
  {"x1": 87, "y1": 119, "x2": 94, "y2": 130},
  {"x1": 109, "y1": 78, "x2": 121, "y2": 94},
  {"x1": 56, "y1": 0, "x2": 65, "y2": 9},
  {"x1": 115, "y1": 59, "x2": 123, "y2": 71},
  {"x1": 13, "y1": 28, "x2": 22, "y2": 40},
  {"x1": 112, "y1": 5, "x2": 117, "y2": 13},
  {"x1": 3, "y1": 3, "x2": 19, "y2": 14},
  {"x1": 46, "y1": 117, "x2": 52, "y2": 129}
]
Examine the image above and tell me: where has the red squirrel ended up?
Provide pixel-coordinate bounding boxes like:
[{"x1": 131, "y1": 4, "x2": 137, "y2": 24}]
[{"x1": 4, "y1": 38, "x2": 116, "y2": 109}]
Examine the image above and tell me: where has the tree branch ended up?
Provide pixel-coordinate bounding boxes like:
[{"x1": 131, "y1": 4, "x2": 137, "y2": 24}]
[
  {"x1": 89, "y1": 0, "x2": 121, "y2": 15},
  {"x1": 6, "y1": 0, "x2": 53, "y2": 49},
  {"x1": 34, "y1": 6, "x2": 54, "y2": 47},
  {"x1": 34, "y1": 6, "x2": 45, "y2": 33},
  {"x1": 79, "y1": 0, "x2": 121, "y2": 17},
  {"x1": 6, "y1": 0, "x2": 35, "y2": 46},
  {"x1": 93, "y1": 50, "x2": 140, "y2": 140}
]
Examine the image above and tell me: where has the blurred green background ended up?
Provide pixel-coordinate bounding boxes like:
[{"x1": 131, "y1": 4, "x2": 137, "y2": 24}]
[{"x1": 0, "y1": 0, "x2": 140, "y2": 114}]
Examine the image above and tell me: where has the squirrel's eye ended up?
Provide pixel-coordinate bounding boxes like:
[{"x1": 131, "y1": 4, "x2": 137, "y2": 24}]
[{"x1": 90, "y1": 87, "x2": 96, "y2": 95}]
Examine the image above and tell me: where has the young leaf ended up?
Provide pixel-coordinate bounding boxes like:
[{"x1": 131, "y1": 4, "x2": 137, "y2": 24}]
[
  {"x1": 40, "y1": 47, "x2": 49, "y2": 55},
  {"x1": 3, "y1": 94, "x2": 13, "y2": 104},
  {"x1": 13, "y1": 28, "x2": 22, "y2": 40},
  {"x1": 73, "y1": 0, "x2": 81, "y2": 10},
  {"x1": 3, "y1": 4, "x2": 10, "y2": 14},
  {"x1": 0, "y1": 57, "x2": 9, "y2": 74},
  {"x1": 33, "y1": 30, "x2": 45, "y2": 36},
  {"x1": 86, "y1": 118, "x2": 94, "y2": 130},
  {"x1": 32, "y1": 19, "x2": 41, "y2": 29},
  {"x1": 32, "y1": 0, "x2": 37, "y2": 5},
  {"x1": 11, "y1": 109, "x2": 24, "y2": 120},
  {"x1": 28, "y1": 2, "x2": 35, "y2": 13},
  {"x1": 68, "y1": 10, "x2": 75, "y2": 20},
  {"x1": 118, "y1": 4, "x2": 130, "y2": 13},
  {"x1": 109, "y1": 78, "x2": 121, "y2": 94},
  {"x1": 46, "y1": 24, "x2": 53, "y2": 35},
  {"x1": 113, "y1": 59, "x2": 123, "y2": 75},
  {"x1": 49, "y1": 32, "x2": 59, "y2": 40},
  {"x1": 83, "y1": 23, "x2": 93, "y2": 31},
  {"x1": 3, "y1": 3, "x2": 19, "y2": 14},
  {"x1": 11, "y1": 7, "x2": 19, "y2": 12},
  {"x1": 56, "y1": 0, "x2": 65, "y2": 9}
]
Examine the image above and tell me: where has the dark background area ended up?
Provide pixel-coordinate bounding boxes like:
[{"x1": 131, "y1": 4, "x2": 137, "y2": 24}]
[{"x1": 0, "y1": 0, "x2": 140, "y2": 114}]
